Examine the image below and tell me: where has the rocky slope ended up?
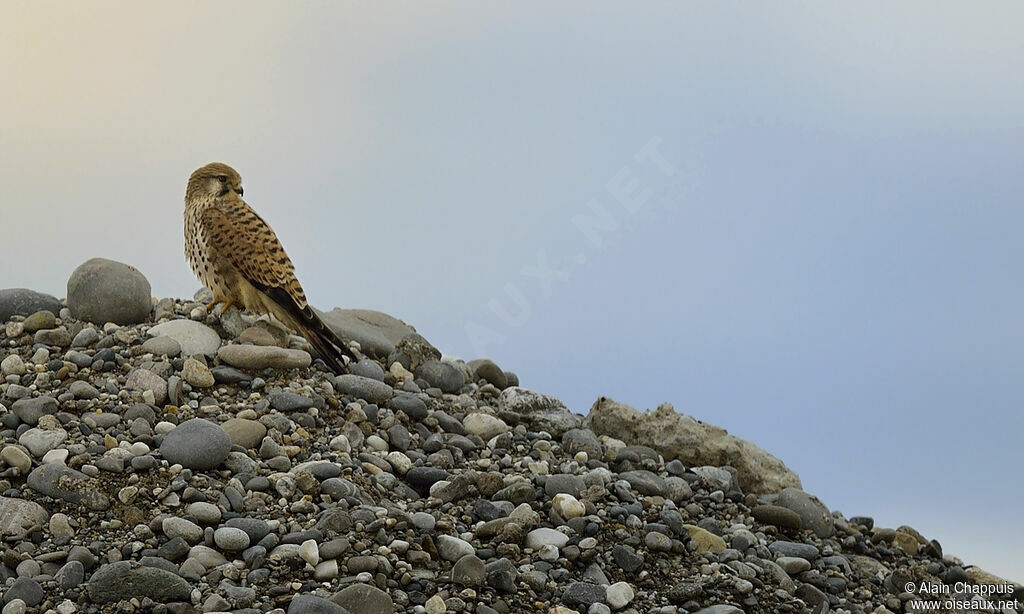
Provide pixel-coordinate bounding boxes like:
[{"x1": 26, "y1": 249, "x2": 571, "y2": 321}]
[{"x1": 0, "y1": 259, "x2": 1020, "y2": 614}]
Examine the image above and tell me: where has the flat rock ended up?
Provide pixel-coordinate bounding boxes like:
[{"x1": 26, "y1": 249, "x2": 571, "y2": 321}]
[
  {"x1": 334, "y1": 374, "x2": 394, "y2": 404},
  {"x1": 67, "y1": 258, "x2": 152, "y2": 325},
  {"x1": 751, "y1": 504, "x2": 803, "y2": 532},
  {"x1": 585, "y1": 398, "x2": 800, "y2": 494},
  {"x1": 147, "y1": 319, "x2": 221, "y2": 357},
  {"x1": 218, "y1": 344, "x2": 311, "y2": 370},
  {"x1": 318, "y1": 307, "x2": 416, "y2": 358},
  {"x1": 0, "y1": 288, "x2": 61, "y2": 323},
  {"x1": 19, "y1": 425, "x2": 67, "y2": 457},
  {"x1": 159, "y1": 418, "x2": 231, "y2": 470},
  {"x1": 27, "y1": 464, "x2": 109, "y2": 510},
  {"x1": 86, "y1": 560, "x2": 192, "y2": 603}
]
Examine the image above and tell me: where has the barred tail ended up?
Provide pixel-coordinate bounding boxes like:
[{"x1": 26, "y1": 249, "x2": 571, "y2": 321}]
[{"x1": 261, "y1": 286, "x2": 358, "y2": 373}]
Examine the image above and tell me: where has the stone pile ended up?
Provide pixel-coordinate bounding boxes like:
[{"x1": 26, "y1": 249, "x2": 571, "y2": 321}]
[{"x1": 0, "y1": 259, "x2": 1020, "y2": 614}]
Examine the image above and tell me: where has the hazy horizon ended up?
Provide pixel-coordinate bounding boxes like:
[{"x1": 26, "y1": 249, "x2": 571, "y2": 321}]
[{"x1": 2, "y1": 2, "x2": 1022, "y2": 583}]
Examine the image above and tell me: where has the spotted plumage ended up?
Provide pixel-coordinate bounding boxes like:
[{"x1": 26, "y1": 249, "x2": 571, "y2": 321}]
[{"x1": 184, "y1": 162, "x2": 354, "y2": 372}]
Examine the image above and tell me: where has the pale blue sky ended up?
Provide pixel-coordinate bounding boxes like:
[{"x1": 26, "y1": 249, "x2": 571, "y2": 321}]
[{"x1": 2, "y1": 2, "x2": 1022, "y2": 582}]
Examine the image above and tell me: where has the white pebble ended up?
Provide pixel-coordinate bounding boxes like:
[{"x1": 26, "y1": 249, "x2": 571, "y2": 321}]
[
  {"x1": 606, "y1": 581, "x2": 635, "y2": 609},
  {"x1": 299, "y1": 539, "x2": 319, "y2": 566},
  {"x1": 42, "y1": 448, "x2": 69, "y2": 465}
]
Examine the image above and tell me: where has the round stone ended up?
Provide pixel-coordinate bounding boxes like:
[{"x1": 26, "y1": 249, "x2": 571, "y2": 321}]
[
  {"x1": 159, "y1": 418, "x2": 231, "y2": 470},
  {"x1": 552, "y1": 493, "x2": 586, "y2": 520},
  {"x1": 606, "y1": 581, "x2": 635, "y2": 610},
  {"x1": 214, "y1": 527, "x2": 250, "y2": 551},
  {"x1": 463, "y1": 412, "x2": 509, "y2": 440},
  {"x1": 67, "y1": 258, "x2": 152, "y2": 325}
]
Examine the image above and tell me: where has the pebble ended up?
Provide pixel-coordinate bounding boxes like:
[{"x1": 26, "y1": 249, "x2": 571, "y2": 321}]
[
  {"x1": 462, "y1": 412, "x2": 509, "y2": 439},
  {"x1": 182, "y1": 357, "x2": 215, "y2": 387},
  {"x1": 222, "y1": 418, "x2": 267, "y2": 449},
  {"x1": 159, "y1": 418, "x2": 231, "y2": 470},
  {"x1": 452, "y1": 553, "x2": 487, "y2": 586},
  {"x1": 141, "y1": 335, "x2": 182, "y2": 357},
  {"x1": 436, "y1": 534, "x2": 475, "y2": 561},
  {"x1": 218, "y1": 344, "x2": 312, "y2": 370},
  {"x1": 606, "y1": 581, "x2": 635, "y2": 609},
  {"x1": 552, "y1": 493, "x2": 586, "y2": 520},
  {"x1": 147, "y1": 319, "x2": 222, "y2": 357},
  {"x1": 0, "y1": 496, "x2": 49, "y2": 537},
  {"x1": 751, "y1": 504, "x2": 803, "y2": 532},
  {"x1": 126, "y1": 368, "x2": 168, "y2": 405},
  {"x1": 330, "y1": 583, "x2": 395, "y2": 614},
  {"x1": 334, "y1": 373, "x2": 395, "y2": 404},
  {"x1": 526, "y1": 527, "x2": 570, "y2": 550},
  {"x1": 85, "y1": 561, "x2": 192, "y2": 603}
]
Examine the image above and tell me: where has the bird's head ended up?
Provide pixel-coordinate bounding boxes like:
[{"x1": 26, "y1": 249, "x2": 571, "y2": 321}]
[{"x1": 187, "y1": 162, "x2": 244, "y2": 200}]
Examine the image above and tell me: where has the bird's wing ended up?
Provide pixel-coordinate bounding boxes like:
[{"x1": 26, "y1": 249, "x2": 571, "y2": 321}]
[{"x1": 200, "y1": 197, "x2": 309, "y2": 310}]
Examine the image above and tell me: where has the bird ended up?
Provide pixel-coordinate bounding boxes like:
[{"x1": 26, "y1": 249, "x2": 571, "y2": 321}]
[{"x1": 184, "y1": 162, "x2": 355, "y2": 373}]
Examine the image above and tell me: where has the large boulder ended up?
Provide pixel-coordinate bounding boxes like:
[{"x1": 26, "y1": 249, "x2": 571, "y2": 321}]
[
  {"x1": 0, "y1": 288, "x2": 62, "y2": 323},
  {"x1": 584, "y1": 398, "x2": 800, "y2": 494},
  {"x1": 66, "y1": 258, "x2": 151, "y2": 325},
  {"x1": 317, "y1": 308, "x2": 416, "y2": 358}
]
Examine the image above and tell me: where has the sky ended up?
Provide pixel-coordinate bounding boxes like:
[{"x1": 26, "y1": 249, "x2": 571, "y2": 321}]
[{"x1": 2, "y1": 2, "x2": 1022, "y2": 584}]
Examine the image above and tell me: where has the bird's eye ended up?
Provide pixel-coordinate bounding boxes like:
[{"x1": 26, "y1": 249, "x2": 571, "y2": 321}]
[{"x1": 217, "y1": 176, "x2": 227, "y2": 183}]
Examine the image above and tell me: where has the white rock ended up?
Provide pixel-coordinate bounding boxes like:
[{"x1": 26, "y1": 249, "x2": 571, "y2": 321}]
[
  {"x1": 313, "y1": 559, "x2": 339, "y2": 580},
  {"x1": 365, "y1": 435, "x2": 388, "y2": 452},
  {"x1": 1, "y1": 354, "x2": 26, "y2": 376},
  {"x1": 299, "y1": 539, "x2": 319, "y2": 566},
  {"x1": 329, "y1": 434, "x2": 351, "y2": 453},
  {"x1": 148, "y1": 320, "x2": 222, "y2": 357},
  {"x1": 40, "y1": 446, "x2": 67, "y2": 464},
  {"x1": 463, "y1": 412, "x2": 509, "y2": 440},
  {"x1": 424, "y1": 594, "x2": 446, "y2": 614},
  {"x1": 385, "y1": 451, "x2": 412, "y2": 474},
  {"x1": 3, "y1": 599, "x2": 28, "y2": 614},
  {"x1": 525, "y1": 527, "x2": 569, "y2": 550},
  {"x1": 538, "y1": 543, "x2": 559, "y2": 561},
  {"x1": 606, "y1": 581, "x2": 635, "y2": 609},
  {"x1": 18, "y1": 427, "x2": 67, "y2": 457},
  {"x1": 552, "y1": 493, "x2": 586, "y2": 520},
  {"x1": 436, "y1": 534, "x2": 474, "y2": 562}
]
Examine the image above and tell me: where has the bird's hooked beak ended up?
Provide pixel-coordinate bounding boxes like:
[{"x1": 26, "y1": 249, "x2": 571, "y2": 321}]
[{"x1": 235, "y1": 186, "x2": 244, "y2": 196}]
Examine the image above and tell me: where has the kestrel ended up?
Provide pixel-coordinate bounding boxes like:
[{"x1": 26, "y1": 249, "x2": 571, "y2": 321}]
[{"x1": 184, "y1": 162, "x2": 355, "y2": 372}]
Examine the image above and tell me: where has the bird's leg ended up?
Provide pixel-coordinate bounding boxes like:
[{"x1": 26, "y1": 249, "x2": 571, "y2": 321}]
[{"x1": 219, "y1": 299, "x2": 235, "y2": 315}]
